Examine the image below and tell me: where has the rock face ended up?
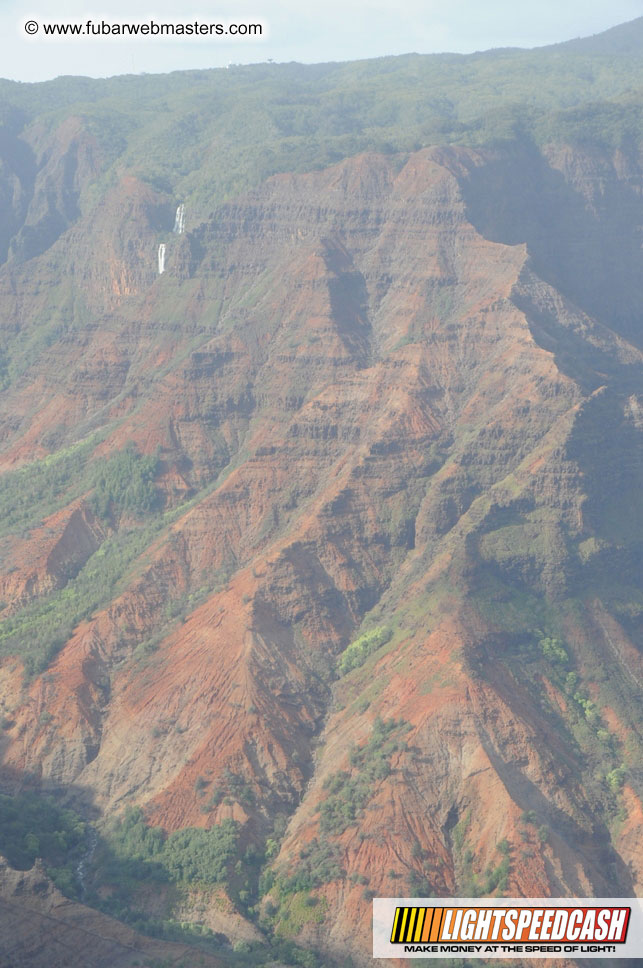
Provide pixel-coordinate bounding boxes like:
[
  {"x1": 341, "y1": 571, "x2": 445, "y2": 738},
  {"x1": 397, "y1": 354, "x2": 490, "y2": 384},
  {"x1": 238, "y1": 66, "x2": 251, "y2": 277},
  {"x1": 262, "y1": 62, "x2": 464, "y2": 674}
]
[
  {"x1": 0, "y1": 856, "x2": 225, "y2": 968},
  {"x1": 0, "y1": 95, "x2": 641, "y2": 967},
  {"x1": 0, "y1": 502, "x2": 106, "y2": 612}
]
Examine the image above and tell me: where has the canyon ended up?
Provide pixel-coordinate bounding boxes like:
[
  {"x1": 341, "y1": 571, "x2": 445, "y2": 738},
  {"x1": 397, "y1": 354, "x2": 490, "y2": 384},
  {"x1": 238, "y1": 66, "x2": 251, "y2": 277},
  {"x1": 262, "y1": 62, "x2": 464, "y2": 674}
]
[{"x1": 0, "y1": 20, "x2": 642, "y2": 968}]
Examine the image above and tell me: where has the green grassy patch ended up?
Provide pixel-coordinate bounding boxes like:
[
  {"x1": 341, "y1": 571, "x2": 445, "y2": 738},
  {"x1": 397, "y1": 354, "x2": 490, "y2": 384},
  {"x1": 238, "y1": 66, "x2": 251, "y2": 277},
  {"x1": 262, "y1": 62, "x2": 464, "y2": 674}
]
[
  {"x1": 274, "y1": 892, "x2": 329, "y2": 939},
  {"x1": 337, "y1": 626, "x2": 392, "y2": 675}
]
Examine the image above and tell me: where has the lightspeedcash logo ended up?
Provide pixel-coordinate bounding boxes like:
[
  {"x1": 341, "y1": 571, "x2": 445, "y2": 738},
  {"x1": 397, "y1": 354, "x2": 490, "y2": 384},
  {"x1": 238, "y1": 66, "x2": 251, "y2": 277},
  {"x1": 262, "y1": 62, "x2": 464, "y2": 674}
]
[{"x1": 373, "y1": 898, "x2": 643, "y2": 959}]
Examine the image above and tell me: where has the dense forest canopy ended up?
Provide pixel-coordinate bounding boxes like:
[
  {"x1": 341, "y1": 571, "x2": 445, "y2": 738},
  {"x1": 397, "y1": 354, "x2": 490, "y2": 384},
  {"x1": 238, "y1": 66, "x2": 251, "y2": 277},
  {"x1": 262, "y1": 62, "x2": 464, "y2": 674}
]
[{"x1": 2, "y1": 20, "x2": 643, "y2": 222}]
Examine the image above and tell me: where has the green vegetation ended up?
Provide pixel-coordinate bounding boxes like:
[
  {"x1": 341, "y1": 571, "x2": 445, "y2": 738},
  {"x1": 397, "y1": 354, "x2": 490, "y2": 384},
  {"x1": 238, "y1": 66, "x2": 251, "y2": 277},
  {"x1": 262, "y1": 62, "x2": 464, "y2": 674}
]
[
  {"x1": 468, "y1": 544, "x2": 635, "y2": 813},
  {"x1": 273, "y1": 891, "x2": 329, "y2": 939},
  {"x1": 0, "y1": 20, "x2": 642, "y2": 968},
  {"x1": 94, "y1": 808, "x2": 337, "y2": 967},
  {"x1": 264, "y1": 717, "x2": 410, "y2": 916},
  {"x1": 270, "y1": 839, "x2": 343, "y2": 897},
  {"x1": 449, "y1": 808, "x2": 512, "y2": 897},
  {"x1": 199, "y1": 768, "x2": 256, "y2": 813},
  {"x1": 0, "y1": 436, "x2": 99, "y2": 539},
  {"x1": 457, "y1": 839, "x2": 512, "y2": 898},
  {"x1": 451, "y1": 809, "x2": 472, "y2": 853},
  {"x1": 535, "y1": 630, "x2": 616, "y2": 750},
  {"x1": 0, "y1": 792, "x2": 330, "y2": 967},
  {"x1": 1, "y1": 28, "x2": 643, "y2": 255},
  {"x1": 0, "y1": 792, "x2": 86, "y2": 897},
  {"x1": 539, "y1": 635, "x2": 569, "y2": 665},
  {"x1": 480, "y1": 614, "x2": 632, "y2": 815},
  {"x1": 0, "y1": 437, "x2": 156, "y2": 544},
  {"x1": 0, "y1": 516, "x2": 165, "y2": 676},
  {"x1": 606, "y1": 764, "x2": 627, "y2": 793},
  {"x1": 0, "y1": 441, "x2": 191, "y2": 679},
  {"x1": 101, "y1": 806, "x2": 240, "y2": 886},
  {"x1": 319, "y1": 717, "x2": 409, "y2": 833},
  {"x1": 91, "y1": 445, "x2": 160, "y2": 519},
  {"x1": 86, "y1": 808, "x2": 247, "y2": 952},
  {"x1": 338, "y1": 626, "x2": 392, "y2": 675},
  {"x1": 0, "y1": 440, "x2": 163, "y2": 675}
]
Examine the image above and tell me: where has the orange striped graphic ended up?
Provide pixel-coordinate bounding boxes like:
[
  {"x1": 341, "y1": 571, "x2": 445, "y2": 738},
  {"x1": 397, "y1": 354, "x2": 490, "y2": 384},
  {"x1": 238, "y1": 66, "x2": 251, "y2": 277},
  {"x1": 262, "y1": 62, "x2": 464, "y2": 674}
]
[
  {"x1": 420, "y1": 907, "x2": 433, "y2": 942},
  {"x1": 430, "y1": 907, "x2": 444, "y2": 942}
]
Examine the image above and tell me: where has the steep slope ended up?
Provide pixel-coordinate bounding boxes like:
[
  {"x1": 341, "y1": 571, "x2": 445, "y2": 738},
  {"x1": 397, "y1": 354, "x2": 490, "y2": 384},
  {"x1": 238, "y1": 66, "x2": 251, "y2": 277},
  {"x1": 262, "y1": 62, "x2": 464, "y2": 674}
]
[
  {"x1": 552, "y1": 16, "x2": 643, "y2": 54},
  {"x1": 0, "y1": 856, "x2": 226, "y2": 968},
  {"x1": 0, "y1": 136, "x2": 640, "y2": 965},
  {"x1": 0, "y1": 25, "x2": 643, "y2": 968}
]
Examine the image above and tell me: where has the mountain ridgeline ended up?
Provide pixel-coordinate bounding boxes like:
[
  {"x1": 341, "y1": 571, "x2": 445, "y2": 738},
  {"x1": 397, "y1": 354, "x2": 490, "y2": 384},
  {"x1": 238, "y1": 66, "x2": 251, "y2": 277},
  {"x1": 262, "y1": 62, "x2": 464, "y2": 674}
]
[{"x1": 0, "y1": 18, "x2": 642, "y2": 968}]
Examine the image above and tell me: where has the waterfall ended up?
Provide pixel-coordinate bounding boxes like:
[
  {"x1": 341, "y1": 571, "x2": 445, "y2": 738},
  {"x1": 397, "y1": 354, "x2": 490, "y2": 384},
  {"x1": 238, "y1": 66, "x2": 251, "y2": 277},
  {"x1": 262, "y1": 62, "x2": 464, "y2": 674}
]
[
  {"x1": 173, "y1": 203, "x2": 185, "y2": 235},
  {"x1": 158, "y1": 243, "x2": 166, "y2": 274},
  {"x1": 76, "y1": 826, "x2": 98, "y2": 900}
]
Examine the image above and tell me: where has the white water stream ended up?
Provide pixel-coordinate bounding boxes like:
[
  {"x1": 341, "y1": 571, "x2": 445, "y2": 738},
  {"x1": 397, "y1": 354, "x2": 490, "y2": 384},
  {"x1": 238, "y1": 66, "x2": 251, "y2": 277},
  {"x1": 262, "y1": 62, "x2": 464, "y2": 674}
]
[
  {"x1": 173, "y1": 203, "x2": 186, "y2": 234},
  {"x1": 76, "y1": 826, "x2": 98, "y2": 899}
]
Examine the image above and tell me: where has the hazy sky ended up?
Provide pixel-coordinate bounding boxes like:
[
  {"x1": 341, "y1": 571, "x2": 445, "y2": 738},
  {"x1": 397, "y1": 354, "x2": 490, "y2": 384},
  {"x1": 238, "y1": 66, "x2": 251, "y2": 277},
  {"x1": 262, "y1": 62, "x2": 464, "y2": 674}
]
[{"x1": 2, "y1": 0, "x2": 643, "y2": 83}]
